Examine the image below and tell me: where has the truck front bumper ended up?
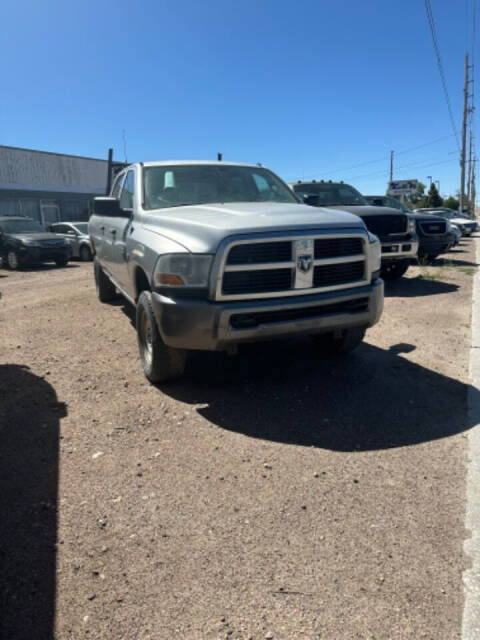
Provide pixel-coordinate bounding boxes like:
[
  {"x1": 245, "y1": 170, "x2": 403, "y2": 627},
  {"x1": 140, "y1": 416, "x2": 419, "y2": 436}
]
[
  {"x1": 380, "y1": 239, "x2": 418, "y2": 261},
  {"x1": 151, "y1": 279, "x2": 384, "y2": 351}
]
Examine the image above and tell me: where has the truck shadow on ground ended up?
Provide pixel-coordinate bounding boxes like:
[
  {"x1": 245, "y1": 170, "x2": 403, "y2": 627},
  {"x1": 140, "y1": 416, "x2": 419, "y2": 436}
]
[
  {"x1": 384, "y1": 277, "x2": 458, "y2": 297},
  {"x1": 0, "y1": 364, "x2": 66, "y2": 640},
  {"x1": 161, "y1": 338, "x2": 473, "y2": 451},
  {"x1": 427, "y1": 256, "x2": 479, "y2": 268}
]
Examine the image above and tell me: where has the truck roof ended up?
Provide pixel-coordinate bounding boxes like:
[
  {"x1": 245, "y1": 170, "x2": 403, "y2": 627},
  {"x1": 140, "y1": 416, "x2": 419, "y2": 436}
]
[{"x1": 138, "y1": 160, "x2": 264, "y2": 169}]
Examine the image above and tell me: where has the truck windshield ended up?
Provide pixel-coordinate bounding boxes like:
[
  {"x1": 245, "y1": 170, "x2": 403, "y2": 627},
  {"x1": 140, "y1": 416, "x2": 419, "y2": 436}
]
[
  {"x1": 143, "y1": 165, "x2": 299, "y2": 210},
  {"x1": 0, "y1": 218, "x2": 44, "y2": 233},
  {"x1": 292, "y1": 183, "x2": 367, "y2": 206}
]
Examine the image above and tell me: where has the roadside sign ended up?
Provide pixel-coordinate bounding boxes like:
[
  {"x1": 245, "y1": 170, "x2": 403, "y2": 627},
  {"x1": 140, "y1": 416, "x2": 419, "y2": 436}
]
[{"x1": 388, "y1": 179, "x2": 418, "y2": 196}]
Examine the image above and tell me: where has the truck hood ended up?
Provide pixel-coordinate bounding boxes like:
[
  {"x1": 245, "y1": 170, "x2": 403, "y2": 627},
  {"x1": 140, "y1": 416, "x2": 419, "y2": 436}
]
[
  {"x1": 325, "y1": 205, "x2": 404, "y2": 217},
  {"x1": 141, "y1": 202, "x2": 366, "y2": 253}
]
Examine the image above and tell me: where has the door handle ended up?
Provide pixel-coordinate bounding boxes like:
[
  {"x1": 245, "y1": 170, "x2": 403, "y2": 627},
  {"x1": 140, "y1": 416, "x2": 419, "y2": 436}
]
[
  {"x1": 100, "y1": 225, "x2": 105, "y2": 231},
  {"x1": 110, "y1": 229, "x2": 117, "y2": 235}
]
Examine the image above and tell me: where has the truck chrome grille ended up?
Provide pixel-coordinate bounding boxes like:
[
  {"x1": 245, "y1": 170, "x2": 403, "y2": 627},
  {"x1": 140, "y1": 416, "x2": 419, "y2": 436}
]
[
  {"x1": 360, "y1": 214, "x2": 407, "y2": 237},
  {"x1": 217, "y1": 232, "x2": 369, "y2": 301}
]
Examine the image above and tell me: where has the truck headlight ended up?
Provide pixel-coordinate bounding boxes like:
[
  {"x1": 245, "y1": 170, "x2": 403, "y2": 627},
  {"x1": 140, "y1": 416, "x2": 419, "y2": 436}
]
[
  {"x1": 153, "y1": 254, "x2": 213, "y2": 287},
  {"x1": 408, "y1": 217, "x2": 416, "y2": 233},
  {"x1": 368, "y1": 233, "x2": 381, "y2": 278}
]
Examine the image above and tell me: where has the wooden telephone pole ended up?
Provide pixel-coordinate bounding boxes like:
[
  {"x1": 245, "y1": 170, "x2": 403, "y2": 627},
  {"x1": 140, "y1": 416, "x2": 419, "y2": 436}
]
[{"x1": 460, "y1": 54, "x2": 469, "y2": 215}]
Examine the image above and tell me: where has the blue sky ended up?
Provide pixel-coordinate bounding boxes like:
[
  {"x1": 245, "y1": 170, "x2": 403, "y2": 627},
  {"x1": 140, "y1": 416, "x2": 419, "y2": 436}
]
[{"x1": 0, "y1": 0, "x2": 477, "y2": 197}]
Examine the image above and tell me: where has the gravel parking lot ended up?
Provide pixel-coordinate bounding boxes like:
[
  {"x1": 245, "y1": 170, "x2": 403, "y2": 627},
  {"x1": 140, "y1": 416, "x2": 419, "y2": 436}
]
[{"x1": 0, "y1": 238, "x2": 478, "y2": 639}]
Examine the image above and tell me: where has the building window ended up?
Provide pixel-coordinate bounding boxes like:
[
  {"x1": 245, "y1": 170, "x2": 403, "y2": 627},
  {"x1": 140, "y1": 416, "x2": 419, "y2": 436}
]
[
  {"x1": 61, "y1": 200, "x2": 90, "y2": 221},
  {"x1": 20, "y1": 200, "x2": 41, "y2": 222},
  {"x1": 0, "y1": 200, "x2": 19, "y2": 216}
]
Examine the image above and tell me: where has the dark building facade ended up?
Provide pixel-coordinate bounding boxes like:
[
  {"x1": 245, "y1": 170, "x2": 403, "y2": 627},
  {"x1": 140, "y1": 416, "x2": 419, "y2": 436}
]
[{"x1": 0, "y1": 145, "x2": 108, "y2": 227}]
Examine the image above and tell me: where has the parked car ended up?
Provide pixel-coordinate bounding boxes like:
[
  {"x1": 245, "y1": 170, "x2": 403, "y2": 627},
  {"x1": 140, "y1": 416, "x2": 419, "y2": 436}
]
[
  {"x1": 413, "y1": 208, "x2": 476, "y2": 235},
  {"x1": 449, "y1": 223, "x2": 462, "y2": 246},
  {"x1": 408, "y1": 212, "x2": 456, "y2": 263},
  {"x1": 364, "y1": 195, "x2": 412, "y2": 213},
  {"x1": 453, "y1": 212, "x2": 479, "y2": 232},
  {"x1": 50, "y1": 222, "x2": 93, "y2": 261},
  {"x1": 0, "y1": 216, "x2": 71, "y2": 269},
  {"x1": 290, "y1": 181, "x2": 418, "y2": 280},
  {"x1": 89, "y1": 161, "x2": 384, "y2": 382}
]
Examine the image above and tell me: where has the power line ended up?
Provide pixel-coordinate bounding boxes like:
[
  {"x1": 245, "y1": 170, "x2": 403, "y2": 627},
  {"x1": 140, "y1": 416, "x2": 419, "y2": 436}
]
[
  {"x1": 344, "y1": 156, "x2": 456, "y2": 183},
  {"x1": 287, "y1": 133, "x2": 456, "y2": 182},
  {"x1": 424, "y1": 0, "x2": 461, "y2": 151}
]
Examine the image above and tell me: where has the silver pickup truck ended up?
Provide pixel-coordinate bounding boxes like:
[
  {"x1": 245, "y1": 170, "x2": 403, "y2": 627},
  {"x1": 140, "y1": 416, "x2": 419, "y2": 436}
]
[{"x1": 89, "y1": 161, "x2": 384, "y2": 382}]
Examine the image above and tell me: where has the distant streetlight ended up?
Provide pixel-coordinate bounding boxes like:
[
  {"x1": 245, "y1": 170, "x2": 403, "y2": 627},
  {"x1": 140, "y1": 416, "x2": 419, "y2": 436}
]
[
  {"x1": 435, "y1": 180, "x2": 440, "y2": 192},
  {"x1": 426, "y1": 176, "x2": 432, "y2": 186}
]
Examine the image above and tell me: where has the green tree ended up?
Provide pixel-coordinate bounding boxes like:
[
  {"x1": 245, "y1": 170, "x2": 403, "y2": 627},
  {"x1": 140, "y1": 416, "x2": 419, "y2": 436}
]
[
  {"x1": 425, "y1": 183, "x2": 443, "y2": 208},
  {"x1": 408, "y1": 181, "x2": 426, "y2": 205},
  {"x1": 443, "y1": 196, "x2": 459, "y2": 210}
]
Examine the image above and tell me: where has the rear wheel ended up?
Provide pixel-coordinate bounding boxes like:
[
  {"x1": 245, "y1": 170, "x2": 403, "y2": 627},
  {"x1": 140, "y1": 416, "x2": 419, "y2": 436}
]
[
  {"x1": 381, "y1": 259, "x2": 409, "y2": 281},
  {"x1": 94, "y1": 258, "x2": 117, "y2": 302},
  {"x1": 79, "y1": 244, "x2": 92, "y2": 262},
  {"x1": 6, "y1": 250, "x2": 19, "y2": 270},
  {"x1": 136, "y1": 290, "x2": 186, "y2": 383},
  {"x1": 313, "y1": 326, "x2": 366, "y2": 354}
]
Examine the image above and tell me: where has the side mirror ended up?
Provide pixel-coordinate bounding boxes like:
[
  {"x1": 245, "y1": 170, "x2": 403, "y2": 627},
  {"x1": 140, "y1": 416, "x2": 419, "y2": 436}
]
[
  {"x1": 303, "y1": 194, "x2": 320, "y2": 207},
  {"x1": 93, "y1": 197, "x2": 131, "y2": 218}
]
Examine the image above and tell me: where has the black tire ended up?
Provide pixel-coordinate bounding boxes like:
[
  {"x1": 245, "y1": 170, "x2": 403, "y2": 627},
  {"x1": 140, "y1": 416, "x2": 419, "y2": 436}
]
[
  {"x1": 55, "y1": 257, "x2": 69, "y2": 267},
  {"x1": 313, "y1": 325, "x2": 366, "y2": 354},
  {"x1": 79, "y1": 244, "x2": 92, "y2": 262},
  {"x1": 420, "y1": 253, "x2": 440, "y2": 265},
  {"x1": 94, "y1": 258, "x2": 117, "y2": 303},
  {"x1": 136, "y1": 290, "x2": 186, "y2": 383},
  {"x1": 6, "y1": 250, "x2": 20, "y2": 270},
  {"x1": 381, "y1": 259, "x2": 409, "y2": 281}
]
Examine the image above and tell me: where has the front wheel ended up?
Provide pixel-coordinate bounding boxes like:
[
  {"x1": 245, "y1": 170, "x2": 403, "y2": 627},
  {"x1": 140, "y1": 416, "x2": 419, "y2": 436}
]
[
  {"x1": 381, "y1": 259, "x2": 409, "y2": 281},
  {"x1": 136, "y1": 290, "x2": 186, "y2": 383},
  {"x1": 79, "y1": 245, "x2": 92, "y2": 262},
  {"x1": 313, "y1": 326, "x2": 366, "y2": 354},
  {"x1": 6, "y1": 250, "x2": 20, "y2": 270}
]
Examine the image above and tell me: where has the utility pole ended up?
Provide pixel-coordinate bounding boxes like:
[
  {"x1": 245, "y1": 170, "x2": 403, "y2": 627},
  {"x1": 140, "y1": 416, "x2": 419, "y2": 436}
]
[
  {"x1": 468, "y1": 131, "x2": 473, "y2": 205},
  {"x1": 426, "y1": 175, "x2": 432, "y2": 187},
  {"x1": 472, "y1": 159, "x2": 477, "y2": 215},
  {"x1": 460, "y1": 53, "x2": 469, "y2": 214},
  {"x1": 435, "y1": 180, "x2": 440, "y2": 192},
  {"x1": 389, "y1": 150, "x2": 394, "y2": 183}
]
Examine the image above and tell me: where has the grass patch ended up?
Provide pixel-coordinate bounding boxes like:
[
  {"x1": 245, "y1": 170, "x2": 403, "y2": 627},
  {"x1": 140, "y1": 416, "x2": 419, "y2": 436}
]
[
  {"x1": 459, "y1": 267, "x2": 475, "y2": 276},
  {"x1": 414, "y1": 271, "x2": 444, "y2": 281}
]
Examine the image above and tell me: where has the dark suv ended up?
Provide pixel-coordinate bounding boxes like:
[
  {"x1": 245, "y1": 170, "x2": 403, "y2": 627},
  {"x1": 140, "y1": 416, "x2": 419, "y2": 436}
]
[
  {"x1": 290, "y1": 181, "x2": 418, "y2": 280},
  {"x1": 0, "y1": 216, "x2": 71, "y2": 269}
]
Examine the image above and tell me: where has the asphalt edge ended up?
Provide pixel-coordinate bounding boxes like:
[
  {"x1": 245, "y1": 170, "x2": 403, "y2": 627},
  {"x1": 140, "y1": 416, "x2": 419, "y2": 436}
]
[{"x1": 463, "y1": 235, "x2": 480, "y2": 639}]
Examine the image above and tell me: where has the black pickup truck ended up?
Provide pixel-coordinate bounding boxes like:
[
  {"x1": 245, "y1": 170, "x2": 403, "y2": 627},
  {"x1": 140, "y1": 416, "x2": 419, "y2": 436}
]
[
  {"x1": 0, "y1": 216, "x2": 71, "y2": 269},
  {"x1": 291, "y1": 181, "x2": 419, "y2": 280}
]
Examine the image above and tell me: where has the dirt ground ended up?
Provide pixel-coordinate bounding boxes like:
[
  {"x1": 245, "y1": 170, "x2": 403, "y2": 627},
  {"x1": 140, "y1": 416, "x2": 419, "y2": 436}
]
[{"x1": 0, "y1": 238, "x2": 477, "y2": 640}]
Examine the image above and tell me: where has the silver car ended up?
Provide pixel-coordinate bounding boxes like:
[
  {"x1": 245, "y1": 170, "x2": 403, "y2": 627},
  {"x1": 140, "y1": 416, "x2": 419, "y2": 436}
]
[{"x1": 50, "y1": 222, "x2": 93, "y2": 261}]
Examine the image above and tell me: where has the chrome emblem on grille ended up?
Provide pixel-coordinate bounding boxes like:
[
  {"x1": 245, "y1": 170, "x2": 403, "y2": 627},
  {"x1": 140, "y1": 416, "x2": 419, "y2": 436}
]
[
  {"x1": 297, "y1": 255, "x2": 313, "y2": 273},
  {"x1": 294, "y1": 239, "x2": 314, "y2": 288}
]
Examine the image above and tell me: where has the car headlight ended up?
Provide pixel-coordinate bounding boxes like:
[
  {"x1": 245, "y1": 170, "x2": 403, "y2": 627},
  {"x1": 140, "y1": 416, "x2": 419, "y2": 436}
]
[
  {"x1": 368, "y1": 233, "x2": 381, "y2": 276},
  {"x1": 23, "y1": 241, "x2": 41, "y2": 248},
  {"x1": 153, "y1": 254, "x2": 213, "y2": 287}
]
